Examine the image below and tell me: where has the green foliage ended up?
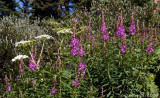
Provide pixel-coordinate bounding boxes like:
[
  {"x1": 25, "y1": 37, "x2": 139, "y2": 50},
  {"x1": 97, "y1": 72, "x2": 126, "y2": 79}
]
[{"x1": 0, "y1": 0, "x2": 19, "y2": 17}]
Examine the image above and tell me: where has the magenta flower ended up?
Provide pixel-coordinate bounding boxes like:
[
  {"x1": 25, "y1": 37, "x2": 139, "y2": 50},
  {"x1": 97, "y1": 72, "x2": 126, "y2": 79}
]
[
  {"x1": 89, "y1": 34, "x2": 92, "y2": 40},
  {"x1": 50, "y1": 87, "x2": 57, "y2": 95},
  {"x1": 20, "y1": 68, "x2": 24, "y2": 72},
  {"x1": 79, "y1": 45, "x2": 85, "y2": 56},
  {"x1": 129, "y1": 23, "x2": 135, "y2": 35},
  {"x1": 29, "y1": 60, "x2": 40, "y2": 71},
  {"x1": 78, "y1": 63, "x2": 86, "y2": 78},
  {"x1": 71, "y1": 38, "x2": 79, "y2": 48},
  {"x1": 120, "y1": 44, "x2": 127, "y2": 53},
  {"x1": 146, "y1": 46, "x2": 154, "y2": 53},
  {"x1": 101, "y1": 11, "x2": 109, "y2": 41},
  {"x1": 72, "y1": 80, "x2": 80, "y2": 86},
  {"x1": 7, "y1": 85, "x2": 11, "y2": 91},
  {"x1": 19, "y1": 61, "x2": 24, "y2": 72},
  {"x1": 103, "y1": 33, "x2": 109, "y2": 41},
  {"x1": 116, "y1": 26, "x2": 125, "y2": 39},
  {"x1": 146, "y1": 42, "x2": 154, "y2": 53},
  {"x1": 71, "y1": 38, "x2": 79, "y2": 55}
]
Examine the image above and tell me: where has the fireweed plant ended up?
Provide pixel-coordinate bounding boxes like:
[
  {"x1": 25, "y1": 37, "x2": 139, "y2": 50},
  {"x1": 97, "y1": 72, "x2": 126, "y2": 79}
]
[{"x1": 1, "y1": 10, "x2": 160, "y2": 97}]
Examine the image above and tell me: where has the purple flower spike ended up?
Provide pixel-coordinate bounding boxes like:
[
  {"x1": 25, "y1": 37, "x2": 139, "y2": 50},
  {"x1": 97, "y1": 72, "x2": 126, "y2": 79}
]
[
  {"x1": 120, "y1": 44, "x2": 127, "y2": 53},
  {"x1": 29, "y1": 60, "x2": 40, "y2": 71},
  {"x1": 101, "y1": 10, "x2": 109, "y2": 41},
  {"x1": 8, "y1": 85, "x2": 11, "y2": 91},
  {"x1": 146, "y1": 42, "x2": 154, "y2": 53},
  {"x1": 116, "y1": 26, "x2": 125, "y2": 39},
  {"x1": 103, "y1": 33, "x2": 109, "y2": 41},
  {"x1": 89, "y1": 34, "x2": 92, "y2": 40},
  {"x1": 71, "y1": 38, "x2": 79, "y2": 55},
  {"x1": 72, "y1": 80, "x2": 80, "y2": 86},
  {"x1": 50, "y1": 88, "x2": 58, "y2": 95},
  {"x1": 20, "y1": 68, "x2": 24, "y2": 72},
  {"x1": 79, "y1": 45, "x2": 85, "y2": 56},
  {"x1": 129, "y1": 23, "x2": 135, "y2": 35}
]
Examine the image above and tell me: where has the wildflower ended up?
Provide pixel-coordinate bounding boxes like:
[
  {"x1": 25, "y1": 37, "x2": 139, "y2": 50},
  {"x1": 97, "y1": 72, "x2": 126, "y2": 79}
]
[
  {"x1": 35, "y1": 34, "x2": 54, "y2": 39},
  {"x1": 101, "y1": 10, "x2": 109, "y2": 41},
  {"x1": 146, "y1": 41, "x2": 154, "y2": 53},
  {"x1": 17, "y1": 76, "x2": 20, "y2": 79},
  {"x1": 19, "y1": 61, "x2": 24, "y2": 72},
  {"x1": 32, "y1": 80, "x2": 37, "y2": 89},
  {"x1": 146, "y1": 46, "x2": 154, "y2": 53},
  {"x1": 103, "y1": 33, "x2": 109, "y2": 41},
  {"x1": 71, "y1": 38, "x2": 79, "y2": 55},
  {"x1": 78, "y1": 63, "x2": 86, "y2": 78},
  {"x1": 88, "y1": 20, "x2": 92, "y2": 40},
  {"x1": 57, "y1": 29, "x2": 73, "y2": 34},
  {"x1": 79, "y1": 45, "x2": 85, "y2": 56},
  {"x1": 116, "y1": 26, "x2": 125, "y2": 39},
  {"x1": 116, "y1": 14, "x2": 126, "y2": 39},
  {"x1": 89, "y1": 34, "x2": 92, "y2": 40},
  {"x1": 50, "y1": 87, "x2": 58, "y2": 95},
  {"x1": 72, "y1": 80, "x2": 80, "y2": 86},
  {"x1": 29, "y1": 50, "x2": 40, "y2": 71},
  {"x1": 71, "y1": 38, "x2": 79, "y2": 48},
  {"x1": 129, "y1": 22, "x2": 135, "y2": 35},
  {"x1": 29, "y1": 59, "x2": 39, "y2": 71},
  {"x1": 12, "y1": 55, "x2": 29, "y2": 62},
  {"x1": 129, "y1": 12, "x2": 135, "y2": 35},
  {"x1": 120, "y1": 44, "x2": 127, "y2": 53},
  {"x1": 7, "y1": 85, "x2": 11, "y2": 91},
  {"x1": 101, "y1": 86, "x2": 104, "y2": 97},
  {"x1": 15, "y1": 40, "x2": 32, "y2": 47}
]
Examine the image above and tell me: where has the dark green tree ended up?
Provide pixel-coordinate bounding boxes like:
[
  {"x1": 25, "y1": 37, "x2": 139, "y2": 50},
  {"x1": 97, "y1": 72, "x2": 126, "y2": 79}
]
[
  {"x1": 0, "y1": 0, "x2": 19, "y2": 17},
  {"x1": 18, "y1": 0, "x2": 31, "y2": 17},
  {"x1": 30, "y1": 0, "x2": 71, "y2": 20},
  {"x1": 71, "y1": 0, "x2": 92, "y2": 12}
]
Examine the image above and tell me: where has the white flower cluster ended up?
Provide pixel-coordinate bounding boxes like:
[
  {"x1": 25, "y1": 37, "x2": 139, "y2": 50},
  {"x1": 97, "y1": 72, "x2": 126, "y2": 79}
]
[
  {"x1": 12, "y1": 55, "x2": 29, "y2": 62},
  {"x1": 35, "y1": 34, "x2": 54, "y2": 39},
  {"x1": 57, "y1": 29, "x2": 73, "y2": 34},
  {"x1": 15, "y1": 40, "x2": 31, "y2": 47}
]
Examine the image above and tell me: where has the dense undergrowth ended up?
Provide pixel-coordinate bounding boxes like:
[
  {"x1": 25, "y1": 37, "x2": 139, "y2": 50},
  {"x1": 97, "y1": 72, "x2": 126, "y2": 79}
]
[{"x1": 0, "y1": 1, "x2": 160, "y2": 97}]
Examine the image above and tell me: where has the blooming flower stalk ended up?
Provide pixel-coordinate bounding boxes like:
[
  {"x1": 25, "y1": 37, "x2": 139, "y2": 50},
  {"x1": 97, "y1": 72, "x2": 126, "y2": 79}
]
[
  {"x1": 120, "y1": 44, "x2": 127, "y2": 53},
  {"x1": 78, "y1": 63, "x2": 86, "y2": 78},
  {"x1": 71, "y1": 18, "x2": 79, "y2": 55},
  {"x1": 50, "y1": 74, "x2": 58, "y2": 95},
  {"x1": 12, "y1": 55, "x2": 29, "y2": 62},
  {"x1": 79, "y1": 45, "x2": 85, "y2": 56},
  {"x1": 15, "y1": 40, "x2": 32, "y2": 47},
  {"x1": 57, "y1": 29, "x2": 73, "y2": 34},
  {"x1": 19, "y1": 60, "x2": 24, "y2": 72},
  {"x1": 116, "y1": 14, "x2": 126, "y2": 39},
  {"x1": 146, "y1": 41, "x2": 154, "y2": 53},
  {"x1": 72, "y1": 80, "x2": 80, "y2": 86},
  {"x1": 29, "y1": 51, "x2": 40, "y2": 71},
  {"x1": 50, "y1": 87, "x2": 58, "y2": 95},
  {"x1": 129, "y1": 12, "x2": 135, "y2": 35},
  {"x1": 71, "y1": 38, "x2": 79, "y2": 55},
  {"x1": 7, "y1": 84, "x2": 11, "y2": 91},
  {"x1": 101, "y1": 10, "x2": 109, "y2": 41},
  {"x1": 88, "y1": 20, "x2": 92, "y2": 40},
  {"x1": 35, "y1": 34, "x2": 54, "y2": 39},
  {"x1": 129, "y1": 23, "x2": 135, "y2": 35}
]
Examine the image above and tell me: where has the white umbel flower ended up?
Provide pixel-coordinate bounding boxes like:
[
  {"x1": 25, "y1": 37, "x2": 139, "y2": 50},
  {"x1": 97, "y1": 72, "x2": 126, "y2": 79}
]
[
  {"x1": 57, "y1": 29, "x2": 73, "y2": 34},
  {"x1": 12, "y1": 55, "x2": 29, "y2": 62},
  {"x1": 15, "y1": 40, "x2": 31, "y2": 47},
  {"x1": 35, "y1": 34, "x2": 54, "y2": 39}
]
